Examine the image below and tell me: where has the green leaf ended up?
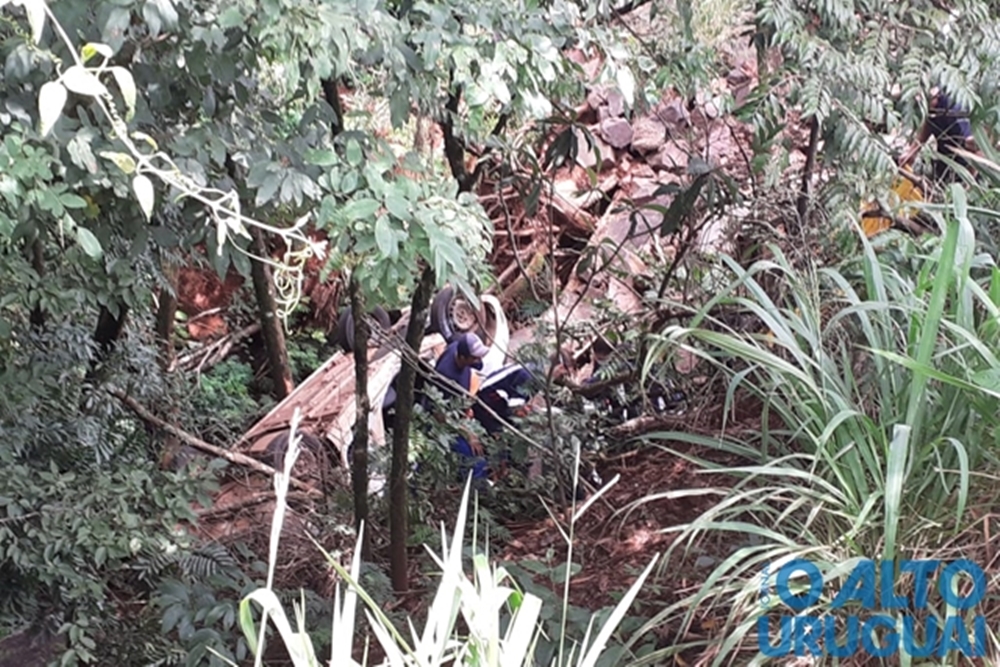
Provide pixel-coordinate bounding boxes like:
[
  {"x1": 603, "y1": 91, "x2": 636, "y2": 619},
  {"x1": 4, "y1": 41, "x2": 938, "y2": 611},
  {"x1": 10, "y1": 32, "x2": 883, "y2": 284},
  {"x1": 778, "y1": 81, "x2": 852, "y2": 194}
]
[
  {"x1": 254, "y1": 174, "x2": 281, "y2": 207},
  {"x1": 62, "y1": 66, "x2": 108, "y2": 97},
  {"x1": 94, "y1": 546, "x2": 107, "y2": 567},
  {"x1": 305, "y1": 149, "x2": 338, "y2": 166},
  {"x1": 80, "y1": 42, "x2": 113, "y2": 64},
  {"x1": 550, "y1": 561, "x2": 582, "y2": 583},
  {"x1": 76, "y1": 227, "x2": 102, "y2": 259},
  {"x1": 152, "y1": 0, "x2": 179, "y2": 29},
  {"x1": 345, "y1": 140, "x2": 363, "y2": 167},
  {"x1": 217, "y1": 6, "x2": 244, "y2": 28},
  {"x1": 374, "y1": 215, "x2": 394, "y2": 257},
  {"x1": 59, "y1": 193, "x2": 87, "y2": 209},
  {"x1": 142, "y1": 1, "x2": 162, "y2": 36},
  {"x1": 389, "y1": 85, "x2": 410, "y2": 128},
  {"x1": 102, "y1": 7, "x2": 131, "y2": 50},
  {"x1": 68, "y1": 131, "x2": 99, "y2": 173},
  {"x1": 38, "y1": 81, "x2": 67, "y2": 137},
  {"x1": 110, "y1": 67, "x2": 137, "y2": 120},
  {"x1": 99, "y1": 151, "x2": 137, "y2": 174},
  {"x1": 384, "y1": 192, "x2": 410, "y2": 221},
  {"x1": 150, "y1": 225, "x2": 177, "y2": 247},
  {"x1": 132, "y1": 174, "x2": 154, "y2": 220},
  {"x1": 341, "y1": 198, "x2": 380, "y2": 222}
]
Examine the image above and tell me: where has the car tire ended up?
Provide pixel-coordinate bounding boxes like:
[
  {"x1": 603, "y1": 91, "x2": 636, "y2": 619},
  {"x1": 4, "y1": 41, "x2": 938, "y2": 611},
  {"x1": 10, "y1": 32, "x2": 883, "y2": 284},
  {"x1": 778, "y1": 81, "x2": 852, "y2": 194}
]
[
  {"x1": 430, "y1": 285, "x2": 490, "y2": 343},
  {"x1": 335, "y1": 306, "x2": 391, "y2": 353}
]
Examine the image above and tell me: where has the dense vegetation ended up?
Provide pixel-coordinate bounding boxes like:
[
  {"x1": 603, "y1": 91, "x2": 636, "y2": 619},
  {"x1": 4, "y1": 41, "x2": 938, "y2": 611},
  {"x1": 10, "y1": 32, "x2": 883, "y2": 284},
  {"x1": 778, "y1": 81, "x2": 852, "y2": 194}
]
[{"x1": 3, "y1": 0, "x2": 1000, "y2": 665}]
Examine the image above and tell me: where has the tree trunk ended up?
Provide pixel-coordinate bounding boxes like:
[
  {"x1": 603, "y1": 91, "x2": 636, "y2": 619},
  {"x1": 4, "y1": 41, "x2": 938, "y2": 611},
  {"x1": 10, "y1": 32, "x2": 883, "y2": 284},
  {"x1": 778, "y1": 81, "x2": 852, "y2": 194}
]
[
  {"x1": 94, "y1": 303, "x2": 129, "y2": 356},
  {"x1": 389, "y1": 264, "x2": 435, "y2": 592},
  {"x1": 155, "y1": 261, "x2": 178, "y2": 371},
  {"x1": 793, "y1": 114, "x2": 821, "y2": 234},
  {"x1": 28, "y1": 236, "x2": 45, "y2": 329},
  {"x1": 348, "y1": 275, "x2": 371, "y2": 558},
  {"x1": 250, "y1": 228, "x2": 294, "y2": 400},
  {"x1": 84, "y1": 302, "x2": 129, "y2": 384},
  {"x1": 154, "y1": 260, "x2": 183, "y2": 467},
  {"x1": 321, "y1": 77, "x2": 345, "y2": 137}
]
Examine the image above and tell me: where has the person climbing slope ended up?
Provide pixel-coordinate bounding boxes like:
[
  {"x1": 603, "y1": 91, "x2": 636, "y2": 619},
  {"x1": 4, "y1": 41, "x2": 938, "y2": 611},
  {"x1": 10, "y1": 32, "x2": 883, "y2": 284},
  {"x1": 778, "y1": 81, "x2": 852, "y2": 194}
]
[{"x1": 900, "y1": 87, "x2": 976, "y2": 186}]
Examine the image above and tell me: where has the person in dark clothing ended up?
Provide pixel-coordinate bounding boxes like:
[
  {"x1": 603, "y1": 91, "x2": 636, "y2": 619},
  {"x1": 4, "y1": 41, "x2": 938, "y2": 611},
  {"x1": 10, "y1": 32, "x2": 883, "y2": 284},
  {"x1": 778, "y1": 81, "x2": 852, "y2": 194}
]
[
  {"x1": 901, "y1": 89, "x2": 975, "y2": 185},
  {"x1": 472, "y1": 363, "x2": 536, "y2": 435},
  {"x1": 427, "y1": 332, "x2": 491, "y2": 481}
]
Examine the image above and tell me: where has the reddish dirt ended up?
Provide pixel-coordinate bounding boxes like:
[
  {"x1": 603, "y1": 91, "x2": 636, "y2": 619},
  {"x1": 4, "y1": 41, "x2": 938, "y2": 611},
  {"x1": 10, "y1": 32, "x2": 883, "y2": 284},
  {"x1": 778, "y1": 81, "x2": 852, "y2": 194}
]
[
  {"x1": 499, "y1": 442, "x2": 739, "y2": 611},
  {"x1": 176, "y1": 264, "x2": 245, "y2": 340},
  {"x1": 172, "y1": 229, "x2": 341, "y2": 342}
]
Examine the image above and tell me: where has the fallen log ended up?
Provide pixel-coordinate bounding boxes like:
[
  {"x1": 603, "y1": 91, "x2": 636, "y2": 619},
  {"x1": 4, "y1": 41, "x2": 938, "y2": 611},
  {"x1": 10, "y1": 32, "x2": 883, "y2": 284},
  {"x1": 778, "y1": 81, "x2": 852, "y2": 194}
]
[{"x1": 109, "y1": 387, "x2": 322, "y2": 497}]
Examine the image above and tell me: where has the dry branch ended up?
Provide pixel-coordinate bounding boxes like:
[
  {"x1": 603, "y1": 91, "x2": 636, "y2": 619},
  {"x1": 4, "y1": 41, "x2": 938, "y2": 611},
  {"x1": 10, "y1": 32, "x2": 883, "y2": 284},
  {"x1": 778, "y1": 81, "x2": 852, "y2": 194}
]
[
  {"x1": 109, "y1": 387, "x2": 322, "y2": 496},
  {"x1": 195, "y1": 490, "x2": 313, "y2": 518},
  {"x1": 173, "y1": 322, "x2": 262, "y2": 373}
]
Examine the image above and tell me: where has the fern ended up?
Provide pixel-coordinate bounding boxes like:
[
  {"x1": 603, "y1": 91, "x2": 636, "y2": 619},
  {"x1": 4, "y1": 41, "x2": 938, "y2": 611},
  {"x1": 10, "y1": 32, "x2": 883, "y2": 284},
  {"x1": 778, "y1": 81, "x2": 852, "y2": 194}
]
[{"x1": 134, "y1": 542, "x2": 239, "y2": 584}]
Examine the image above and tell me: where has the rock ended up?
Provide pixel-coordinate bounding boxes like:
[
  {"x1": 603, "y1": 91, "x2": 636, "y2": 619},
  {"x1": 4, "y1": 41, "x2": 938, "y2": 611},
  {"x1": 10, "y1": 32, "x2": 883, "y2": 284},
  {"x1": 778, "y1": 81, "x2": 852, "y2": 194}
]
[
  {"x1": 650, "y1": 140, "x2": 690, "y2": 173},
  {"x1": 631, "y1": 162, "x2": 656, "y2": 180},
  {"x1": 631, "y1": 116, "x2": 668, "y2": 154},
  {"x1": 606, "y1": 88, "x2": 626, "y2": 118},
  {"x1": 695, "y1": 89, "x2": 722, "y2": 120},
  {"x1": 726, "y1": 68, "x2": 751, "y2": 87},
  {"x1": 573, "y1": 126, "x2": 615, "y2": 171},
  {"x1": 586, "y1": 84, "x2": 610, "y2": 110},
  {"x1": 654, "y1": 98, "x2": 690, "y2": 129},
  {"x1": 726, "y1": 68, "x2": 754, "y2": 107},
  {"x1": 599, "y1": 117, "x2": 633, "y2": 149},
  {"x1": 703, "y1": 125, "x2": 736, "y2": 167}
]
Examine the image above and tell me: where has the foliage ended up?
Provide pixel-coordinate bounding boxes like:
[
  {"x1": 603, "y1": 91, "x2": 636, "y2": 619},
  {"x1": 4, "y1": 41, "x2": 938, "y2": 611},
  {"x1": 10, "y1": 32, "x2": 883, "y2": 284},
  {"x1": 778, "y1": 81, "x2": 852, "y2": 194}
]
[
  {"x1": 185, "y1": 359, "x2": 268, "y2": 443},
  {"x1": 0, "y1": 323, "x2": 219, "y2": 665},
  {"x1": 742, "y1": 0, "x2": 1000, "y2": 229},
  {"x1": 631, "y1": 188, "x2": 1000, "y2": 664},
  {"x1": 236, "y1": 413, "x2": 656, "y2": 666},
  {"x1": 286, "y1": 328, "x2": 329, "y2": 383}
]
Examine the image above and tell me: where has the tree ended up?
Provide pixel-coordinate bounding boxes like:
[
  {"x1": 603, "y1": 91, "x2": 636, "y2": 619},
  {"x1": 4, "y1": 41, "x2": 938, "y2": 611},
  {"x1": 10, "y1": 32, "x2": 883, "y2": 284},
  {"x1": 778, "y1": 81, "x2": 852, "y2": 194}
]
[
  {"x1": 0, "y1": 0, "x2": 642, "y2": 654},
  {"x1": 746, "y1": 0, "x2": 1000, "y2": 228}
]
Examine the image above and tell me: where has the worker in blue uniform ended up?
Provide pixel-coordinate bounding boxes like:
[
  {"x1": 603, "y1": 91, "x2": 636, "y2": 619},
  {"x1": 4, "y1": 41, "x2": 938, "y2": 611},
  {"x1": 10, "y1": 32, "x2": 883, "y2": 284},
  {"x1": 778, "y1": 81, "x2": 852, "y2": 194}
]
[{"x1": 427, "y1": 332, "x2": 491, "y2": 481}]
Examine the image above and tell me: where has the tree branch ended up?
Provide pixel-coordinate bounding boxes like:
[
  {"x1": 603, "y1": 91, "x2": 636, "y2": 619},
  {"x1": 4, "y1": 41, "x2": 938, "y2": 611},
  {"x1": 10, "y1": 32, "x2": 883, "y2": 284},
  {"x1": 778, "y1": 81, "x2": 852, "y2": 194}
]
[
  {"x1": 108, "y1": 388, "x2": 321, "y2": 496},
  {"x1": 441, "y1": 81, "x2": 471, "y2": 192}
]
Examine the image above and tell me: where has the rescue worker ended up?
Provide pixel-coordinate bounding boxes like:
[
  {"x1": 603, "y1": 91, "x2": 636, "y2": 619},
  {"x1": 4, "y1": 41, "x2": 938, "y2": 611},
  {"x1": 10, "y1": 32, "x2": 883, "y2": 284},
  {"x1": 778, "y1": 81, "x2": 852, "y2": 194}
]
[
  {"x1": 426, "y1": 332, "x2": 491, "y2": 481},
  {"x1": 901, "y1": 88, "x2": 975, "y2": 186}
]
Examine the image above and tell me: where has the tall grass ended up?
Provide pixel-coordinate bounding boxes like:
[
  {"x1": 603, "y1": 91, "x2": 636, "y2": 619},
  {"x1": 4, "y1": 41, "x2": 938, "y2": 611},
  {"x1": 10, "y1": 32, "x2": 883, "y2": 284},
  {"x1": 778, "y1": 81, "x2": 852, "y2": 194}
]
[
  {"x1": 227, "y1": 410, "x2": 656, "y2": 667},
  {"x1": 628, "y1": 186, "x2": 1000, "y2": 664}
]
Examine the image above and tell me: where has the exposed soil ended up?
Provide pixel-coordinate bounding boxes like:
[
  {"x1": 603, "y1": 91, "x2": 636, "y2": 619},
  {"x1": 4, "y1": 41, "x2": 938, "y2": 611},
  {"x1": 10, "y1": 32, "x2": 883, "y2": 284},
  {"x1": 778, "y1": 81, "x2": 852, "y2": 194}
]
[{"x1": 500, "y1": 442, "x2": 737, "y2": 611}]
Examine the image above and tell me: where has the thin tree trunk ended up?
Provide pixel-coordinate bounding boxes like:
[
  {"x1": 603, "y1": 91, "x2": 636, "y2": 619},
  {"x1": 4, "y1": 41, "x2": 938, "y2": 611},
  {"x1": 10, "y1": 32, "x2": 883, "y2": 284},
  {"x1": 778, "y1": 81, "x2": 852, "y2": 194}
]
[
  {"x1": 794, "y1": 115, "x2": 821, "y2": 233},
  {"x1": 348, "y1": 275, "x2": 371, "y2": 558},
  {"x1": 93, "y1": 304, "x2": 129, "y2": 356},
  {"x1": 28, "y1": 236, "x2": 45, "y2": 329},
  {"x1": 389, "y1": 265, "x2": 435, "y2": 592},
  {"x1": 83, "y1": 302, "x2": 129, "y2": 384},
  {"x1": 155, "y1": 261, "x2": 178, "y2": 371},
  {"x1": 250, "y1": 228, "x2": 294, "y2": 400}
]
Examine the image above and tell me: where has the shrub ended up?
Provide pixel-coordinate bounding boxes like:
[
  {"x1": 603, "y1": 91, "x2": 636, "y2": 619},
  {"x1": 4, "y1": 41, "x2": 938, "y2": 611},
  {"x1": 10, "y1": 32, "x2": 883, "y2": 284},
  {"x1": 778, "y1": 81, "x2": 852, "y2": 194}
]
[{"x1": 628, "y1": 187, "x2": 1000, "y2": 664}]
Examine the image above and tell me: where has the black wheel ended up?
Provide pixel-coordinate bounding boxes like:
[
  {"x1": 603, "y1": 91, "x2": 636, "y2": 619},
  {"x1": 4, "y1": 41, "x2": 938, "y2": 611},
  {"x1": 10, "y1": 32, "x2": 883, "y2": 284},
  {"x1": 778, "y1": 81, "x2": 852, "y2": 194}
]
[
  {"x1": 335, "y1": 306, "x2": 391, "y2": 353},
  {"x1": 429, "y1": 285, "x2": 484, "y2": 343}
]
